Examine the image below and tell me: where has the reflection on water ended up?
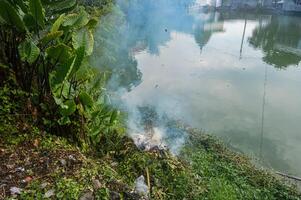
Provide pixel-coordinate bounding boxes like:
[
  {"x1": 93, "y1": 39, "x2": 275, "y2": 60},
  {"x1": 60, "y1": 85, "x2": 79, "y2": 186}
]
[
  {"x1": 249, "y1": 15, "x2": 301, "y2": 68},
  {"x1": 93, "y1": 1, "x2": 301, "y2": 176}
]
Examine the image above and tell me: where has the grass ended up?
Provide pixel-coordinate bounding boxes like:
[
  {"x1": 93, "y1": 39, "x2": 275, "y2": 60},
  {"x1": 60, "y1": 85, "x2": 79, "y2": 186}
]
[{"x1": 1, "y1": 84, "x2": 301, "y2": 200}]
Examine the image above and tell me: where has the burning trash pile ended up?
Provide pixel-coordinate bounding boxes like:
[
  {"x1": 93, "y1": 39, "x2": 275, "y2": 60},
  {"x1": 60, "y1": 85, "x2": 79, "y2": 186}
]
[
  {"x1": 128, "y1": 106, "x2": 187, "y2": 155},
  {"x1": 132, "y1": 127, "x2": 168, "y2": 151}
]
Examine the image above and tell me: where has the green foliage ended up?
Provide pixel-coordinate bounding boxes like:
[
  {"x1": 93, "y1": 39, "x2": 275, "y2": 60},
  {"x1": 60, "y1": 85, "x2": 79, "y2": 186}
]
[
  {"x1": 55, "y1": 178, "x2": 84, "y2": 199},
  {"x1": 18, "y1": 39, "x2": 40, "y2": 64},
  {"x1": 0, "y1": 83, "x2": 28, "y2": 135},
  {"x1": 29, "y1": 0, "x2": 45, "y2": 28},
  {"x1": 63, "y1": 7, "x2": 89, "y2": 28},
  {"x1": 181, "y1": 133, "x2": 301, "y2": 200},
  {"x1": 2, "y1": 127, "x2": 300, "y2": 200},
  {"x1": 46, "y1": 43, "x2": 73, "y2": 63},
  {"x1": 50, "y1": 13, "x2": 66, "y2": 33},
  {"x1": 0, "y1": 0, "x2": 119, "y2": 146},
  {"x1": 48, "y1": 0, "x2": 77, "y2": 14},
  {"x1": 39, "y1": 30, "x2": 63, "y2": 45},
  {"x1": 0, "y1": 0, "x2": 26, "y2": 31},
  {"x1": 72, "y1": 27, "x2": 94, "y2": 55}
]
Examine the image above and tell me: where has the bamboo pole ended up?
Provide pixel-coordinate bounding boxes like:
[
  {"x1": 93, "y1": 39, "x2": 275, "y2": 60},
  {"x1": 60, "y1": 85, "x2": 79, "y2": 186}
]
[{"x1": 146, "y1": 167, "x2": 151, "y2": 199}]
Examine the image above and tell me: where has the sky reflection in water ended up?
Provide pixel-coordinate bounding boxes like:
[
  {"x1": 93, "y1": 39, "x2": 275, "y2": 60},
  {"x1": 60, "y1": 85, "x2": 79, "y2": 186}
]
[{"x1": 93, "y1": 0, "x2": 301, "y2": 176}]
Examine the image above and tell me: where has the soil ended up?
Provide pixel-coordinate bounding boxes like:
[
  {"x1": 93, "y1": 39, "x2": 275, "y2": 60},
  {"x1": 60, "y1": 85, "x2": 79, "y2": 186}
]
[{"x1": 0, "y1": 139, "x2": 83, "y2": 199}]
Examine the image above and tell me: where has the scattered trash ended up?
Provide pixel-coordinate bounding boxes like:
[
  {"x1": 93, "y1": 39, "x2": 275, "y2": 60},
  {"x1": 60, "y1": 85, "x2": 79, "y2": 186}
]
[
  {"x1": 6, "y1": 164, "x2": 14, "y2": 169},
  {"x1": 111, "y1": 162, "x2": 118, "y2": 167},
  {"x1": 15, "y1": 167, "x2": 25, "y2": 172},
  {"x1": 132, "y1": 128, "x2": 167, "y2": 152},
  {"x1": 10, "y1": 187, "x2": 22, "y2": 195},
  {"x1": 33, "y1": 139, "x2": 39, "y2": 147},
  {"x1": 44, "y1": 189, "x2": 55, "y2": 198},
  {"x1": 21, "y1": 176, "x2": 32, "y2": 183},
  {"x1": 92, "y1": 179, "x2": 102, "y2": 190},
  {"x1": 59, "y1": 159, "x2": 67, "y2": 166},
  {"x1": 110, "y1": 191, "x2": 120, "y2": 200},
  {"x1": 68, "y1": 155, "x2": 76, "y2": 161},
  {"x1": 79, "y1": 191, "x2": 94, "y2": 200},
  {"x1": 134, "y1": 175, "x2": 148, "y2": 197},
  {"x1": 40, "y1": 182, "x2": 48, "y2": 189}
]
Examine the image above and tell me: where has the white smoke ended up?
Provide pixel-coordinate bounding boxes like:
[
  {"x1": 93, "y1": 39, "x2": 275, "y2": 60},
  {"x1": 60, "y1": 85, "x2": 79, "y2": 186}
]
[{"x1": 91, "y1": 0, "x2": 193, "y2": 155}]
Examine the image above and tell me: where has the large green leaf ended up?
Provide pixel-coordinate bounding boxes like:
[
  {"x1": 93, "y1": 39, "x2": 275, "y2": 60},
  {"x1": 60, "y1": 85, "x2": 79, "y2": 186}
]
[
  {"x1": 49, "y1": 55, "x2": 76, "y2": 99},
  {"x1": 59, "y1": 99, "x2": 76, "y2": 116},
  {"x1": 47, "y1": 46, "x2": 84, "y2": 100},
  {"x1": 14, "y1": 0, "x2": 28, "y2": 13},
  {"x1": 50, "y1": 55, "x2": 76, "y2": 87},
  {"x1": 58, "y1": 116, "x2": 71, "y2": 125},
  {"x1": 0, "y1": 0, "x2": 26, "y2": 31},
  {"x1": 18, "y1": 39, "x2": 40, "y2": 64},
  {"x1": 72, "y1": 46, "x2": 85, "y2": 74},
  {"x1": 29, "y1": 0, "x2": 45, "y2": 28},
  {"x1": 49, "y1": 56, "x2": 75, "y2": 101},
  {"x1": 63, "y1": 7, "x2": 89, "y2": 29},
  {"x1": 50, "y1": 80, "x2": 70, "y2": 103},
  {"x1": 39, "y1": 31, "x2": 63, "y2": 45},
  {"x1": 23, "y1": 14, "x2": 36, "y2": 31},
  {"x1": 79, "y1": 91, "x2": 94, "y2": 109},
  {"x1": 50, "y1": 13, "x2": 65, "y2": 33},
  {"x1": 75, "y1": 61, "x2": 93, "y2": 81},
  {"x1": 72, "y1": 28, "x2": 94, "y2": 55},
  {"x1": 40, "y1": 0, "x2": 52, "y2": 5},
  {"x1": 86, "y1": 18, "x2": 99, "y2": 30},
  {"x1": 46, "y1": 43, "x2": 73, "y2": 63},
  {"x1": 49, "y1": 0, "x2": 77, "y2": 13}
]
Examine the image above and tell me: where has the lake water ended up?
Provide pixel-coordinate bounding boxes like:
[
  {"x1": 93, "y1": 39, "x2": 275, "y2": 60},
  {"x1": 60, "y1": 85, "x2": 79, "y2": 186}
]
[{"x1": 93, "y1": 1, "x2": 301, "y2": 177}]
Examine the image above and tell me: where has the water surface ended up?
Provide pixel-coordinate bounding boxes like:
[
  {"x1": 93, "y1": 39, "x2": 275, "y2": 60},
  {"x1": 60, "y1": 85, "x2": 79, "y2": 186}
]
[{"x1": 93, "y1": 1, "x2": 301, "y2": 176}]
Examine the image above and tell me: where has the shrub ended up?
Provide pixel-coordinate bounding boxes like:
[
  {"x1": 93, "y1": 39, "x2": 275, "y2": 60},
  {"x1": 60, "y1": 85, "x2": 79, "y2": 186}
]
[{"x1": 0, "y1": 0, "x2": 118, "y2": 146}]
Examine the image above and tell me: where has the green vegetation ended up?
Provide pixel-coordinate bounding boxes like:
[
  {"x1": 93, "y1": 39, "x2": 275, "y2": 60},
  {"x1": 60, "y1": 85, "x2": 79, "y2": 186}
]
[
  {"x1": 0, "y1": 0, "x2": 301, "y2": 199},
  {"x1": 0, "y1": 0, "x2": 118, "y2": 148},
  {"x1": 1, "y1": 114, "x2": 300, "y2": 199}
]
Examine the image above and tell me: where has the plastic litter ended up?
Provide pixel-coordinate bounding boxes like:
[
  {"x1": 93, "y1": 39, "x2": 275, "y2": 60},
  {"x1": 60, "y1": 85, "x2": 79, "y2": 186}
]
[
  {"x1": 134, "y1": 175, "x2": 148, "y2": 196},
  {"x1": 44, "y1": 189, "x2": 55, "y2": 198},
  {"x1": 10, "y1": 187, "x2": 22, "y2": 195}
]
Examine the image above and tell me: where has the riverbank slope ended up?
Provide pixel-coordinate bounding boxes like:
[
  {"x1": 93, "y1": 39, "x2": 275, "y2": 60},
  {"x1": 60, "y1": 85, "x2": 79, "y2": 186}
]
[{"x1": 0, "y1": 84, "x2": 300, "y2": 200}]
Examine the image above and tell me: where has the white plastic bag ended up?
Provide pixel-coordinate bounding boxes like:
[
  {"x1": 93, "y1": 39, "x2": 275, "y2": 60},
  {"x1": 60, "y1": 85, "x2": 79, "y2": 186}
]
[{"x1": 134, "y1": 175, "x2": 148, "y2": 196}]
